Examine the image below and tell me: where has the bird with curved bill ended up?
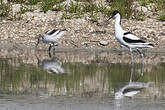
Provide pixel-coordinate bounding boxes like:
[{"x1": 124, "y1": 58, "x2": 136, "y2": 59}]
[
  {"x1": 108, "y1": 10, "x2": 154, "y2": 76},
  {"x1": 36, "y1": 29, "x2": 67, "y2": 53}
]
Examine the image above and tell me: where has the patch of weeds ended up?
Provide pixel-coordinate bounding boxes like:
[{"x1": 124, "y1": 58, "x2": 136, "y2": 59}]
[
  {"x1": 41, "y1": 0, "x2": 64, "y2": 12},
  {"x1": 52, "y1": 3, "x2": 63, "y2": 11},
  {"x1": 159, "y1": 11, "x2": 165, "y2": 21},
  {"x1": 27, "y1": 0, "x2": 39, "y2": 5},
  {"x1": 109, "y1": 0, "x2": 133, "y2": 18},
  {"x1": 40, "y1": 0, "x2": 55, "y2": 12},
  {"x1": 19, "y1": 5, "x2": 34, "y2": 14},
  {"x1": 0, "y1": 3, "x2": 11, "y2": 19},
  {"x1": 62, "y1": 12, "x2": 73, "y2": 19},
  {"x1": 89, "y1": 11, "x2": 99, "y2": 23},
  {"x1": 96, "y1": 3, "x2": 111, "y2": 15},
  {"x1": 82, "y1": 2, "x2": 96, "y2": 13},
  {"x1": 133, "y1": 11, "x2": 145, "y2": 21},
  {"x1": 138, "y1": 0, "x2": 154, "y2": 6},
  {"x1": 66, "y1": 1, "x2": 82, "y2": 14},
  {"x1": 8, "y1": 0, "x2": 39, "y2": 5},
  {"x1": 155, "y1": 0, "x2": 164, "y2": 10},
  {"x1": 81, "y1": 2, "x2": 111, "y2": 22}
]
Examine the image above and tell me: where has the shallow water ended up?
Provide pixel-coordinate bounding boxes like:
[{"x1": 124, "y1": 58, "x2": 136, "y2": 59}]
[{"x1": 0, "y1": 49, "x2": 165, "y2": 110}]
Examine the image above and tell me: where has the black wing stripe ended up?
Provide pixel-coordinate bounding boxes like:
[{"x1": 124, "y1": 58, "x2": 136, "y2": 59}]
[
  {"x1": 124, "y1": 32, "x2": 133, "y2": 35},
  {"x1": 123, "y1": 88, "x2": 144, "y2": 94},
  {"x1": 47, "y1": 29, "x2": 58, "y2": 35},
  {"x1": 123, "y1": 37, "x2": 145, "y2": 43}
]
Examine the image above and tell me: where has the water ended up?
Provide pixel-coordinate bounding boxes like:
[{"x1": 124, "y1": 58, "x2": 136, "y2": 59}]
[{"x1": 0, "y1": 49, "x2": 165, "y2": 110}]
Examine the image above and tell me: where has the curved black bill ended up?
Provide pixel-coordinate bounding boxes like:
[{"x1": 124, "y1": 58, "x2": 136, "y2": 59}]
[{"x1": 108, "y1": 15, "x2": 114, "y2": 20}]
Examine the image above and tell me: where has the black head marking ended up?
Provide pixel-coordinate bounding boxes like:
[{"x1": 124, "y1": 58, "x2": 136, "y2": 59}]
[
  {"x1": 108, "y1": 10, "x2": 121, "y2": 20},
  {"x1": 112, "y1": 10, "x2": 120, "y2": 16}
]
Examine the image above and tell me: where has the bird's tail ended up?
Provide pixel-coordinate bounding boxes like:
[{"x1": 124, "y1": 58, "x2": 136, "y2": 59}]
[
  {"x1": 147, "y1": 43, "x2": 154, "y2": 48},
  {"x1": 138, "y1": 43, "x2": 154, "y2": 48}
]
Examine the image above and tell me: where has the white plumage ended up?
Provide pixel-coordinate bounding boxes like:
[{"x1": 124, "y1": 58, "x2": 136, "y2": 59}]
[
  {"x1": 109, "y1": 10, "x2": 153, "y2": 75},
  {"x1": 110, "y1": 11, "x2": 153, "y2": 49},
  {"x1": 115, "y1": 82, "x2": 151, "y2": 99},
  {"x1": 37, "y1": 57, "x2": 65, "y2": 74}
]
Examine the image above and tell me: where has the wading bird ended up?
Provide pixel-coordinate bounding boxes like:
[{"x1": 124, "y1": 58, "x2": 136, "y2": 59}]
[
  {"x1": 36, "y1": 29, "x2": 67, "y2": 52},
  {"x1": 108, "y1": 10, "x2": 153, "y2": 75}
]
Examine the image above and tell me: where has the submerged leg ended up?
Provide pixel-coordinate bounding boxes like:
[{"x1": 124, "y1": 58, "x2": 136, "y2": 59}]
[
  {"x1": 53, "y1": 42, "x2": 59, "y2": 51},
  {"x1": 136, "y1": 49, "x2": 144, "y2": 76},
  {"x1": 129, "y1": 58, "x2": 134, "y2": 83},
  {"x1": 48, "y1": 44, "x2": 52, "y2": 52},
  {"x1": 129, "y1": 48, "x2": 134, "y2": 83},
  {"x1": 130, "y1": 48, "x2": 134, "y2": 64}
]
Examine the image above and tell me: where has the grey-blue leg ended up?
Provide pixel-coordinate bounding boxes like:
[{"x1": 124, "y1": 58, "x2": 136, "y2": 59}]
[
  {"x1": 129, "y1": 59, "x2": 134, "y2": 83},
  {"x1": 52, "y1": 42, "x2": 58, "y2": 51},
  {"x1": 136, "y1": 48, "x2": 144, "y2": 76},
  {"x1": 129, "y1": 48, "x2": 134, "y2": 83},
  {"x1": 129, "y1": 48, "x2": 134, "y2": 64}
]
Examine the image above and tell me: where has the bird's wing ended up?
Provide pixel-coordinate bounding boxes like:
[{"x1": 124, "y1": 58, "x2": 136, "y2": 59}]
[
  {"x1": 123, "y1": 32, "x2": 145, "y2": 43},
  {"x1": 124, "y1": 91, "x2": 140, "y2": 97},
  {"x1": 46, "y1": 29, "x2": 59, "y2": 36}
]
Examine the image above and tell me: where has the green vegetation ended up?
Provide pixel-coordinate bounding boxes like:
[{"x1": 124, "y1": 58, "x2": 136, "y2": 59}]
[
  {"x1": 0, "y1": 0, "x2": 165, "y2": 21},
  {"x1": 109, "y1": 0, "x2": 133, "y2": 19},
  {"x1": 159, "y1": 11, "x2": 165, "y2": 21},
  {"x1": 0, "y1": 2, "x2": 11, "y2": 18},
  {"x1": 138, "y1": 0, "x2": 154, "y2": 6},
  {"x1": 134, "y1": 11, "x2": 145, "y2": 21}
]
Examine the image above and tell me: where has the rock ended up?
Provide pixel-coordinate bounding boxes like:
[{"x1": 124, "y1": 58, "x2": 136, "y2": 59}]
[
  {"x1": 99, "y1": 40, "x2": 109, "y2": 46},
  {"x1": 12, "y1": 4, "x2": 21, "y2": 15},
  {"x1": 136, "y1": 6, "x2": 148, "y2": 13}
]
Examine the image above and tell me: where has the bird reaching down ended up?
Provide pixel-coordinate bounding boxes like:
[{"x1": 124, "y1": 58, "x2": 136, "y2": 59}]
[{"x1": 36, "y1": 29, "x2": 67, "y2": 52}]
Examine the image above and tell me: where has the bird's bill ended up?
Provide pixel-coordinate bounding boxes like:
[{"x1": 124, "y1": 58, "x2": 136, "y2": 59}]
[
  {"x1": 36, "y1": 38, "x2": 40, "y2": 47},
  {"x1": 108, "y1": 14, "x2": 114, "y2": 20},
  {"x1": 62, "y1": 29, "x2": 68, "y2": 32},
  {"x1": 104, "y1": 14, "x2": 114, "y2": 25}
]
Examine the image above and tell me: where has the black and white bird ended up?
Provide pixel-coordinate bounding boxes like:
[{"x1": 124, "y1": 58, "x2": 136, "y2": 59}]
[
  {"x1": 37, "y1": 57, "x2": 65, "y2": 74},
  {"x1": 36, "y1": 29, "x2": 67, "y2": 52},
  {"x1": 115, "y1": 82, "x2": 151, "y2": 99},
  {"x1": 108, "y1": 10, "x2": 153, "y2": 75}
]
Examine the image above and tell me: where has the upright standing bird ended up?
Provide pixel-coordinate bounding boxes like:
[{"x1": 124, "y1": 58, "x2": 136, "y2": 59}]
[
  {"x1": 108, "y1": 10, "x2": 153, "y2": 75},
  {"x1": 36, "y1": 29, "x2": 67, "y2": 52}
]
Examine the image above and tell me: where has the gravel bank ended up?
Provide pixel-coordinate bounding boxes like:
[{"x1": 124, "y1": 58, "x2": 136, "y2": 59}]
[{"x1": 0, "y1": 10, "x2": 165, "y2": 51}]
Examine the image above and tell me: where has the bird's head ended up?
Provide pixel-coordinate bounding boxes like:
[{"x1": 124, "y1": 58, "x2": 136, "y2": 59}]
[
  {"x1": 61, "y1": 29, "x2": 68, "y2": 33},
  {"x1": 108, "y1": 10, "x2": 120, "y2": 20},
  {"x1": 36, "y1": 34, "x2": 43, "y2": 47}
]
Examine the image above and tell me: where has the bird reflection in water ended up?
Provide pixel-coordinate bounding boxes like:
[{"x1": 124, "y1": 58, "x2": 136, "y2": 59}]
[
  {"x1": 36, "y1": 52, "x2": 65, "y2": 74},
  {"x1": 115, "y1": 61, "x2": 151, "y2": 99}
]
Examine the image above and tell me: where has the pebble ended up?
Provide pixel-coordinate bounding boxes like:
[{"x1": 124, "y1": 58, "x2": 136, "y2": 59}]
[
  {"x1": 136, "y1": 6, "x2": 148, "y2": 13},
  {"x1": 99, "y1": 41, "x2": 109, "y2": 46}
]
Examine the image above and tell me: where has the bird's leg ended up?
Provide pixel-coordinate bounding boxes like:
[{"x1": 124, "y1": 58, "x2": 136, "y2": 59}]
[
  {"x1": 48, "y1": 44, "x2": 52, "y2": 52},
  {"x1": 36, "y1": 38, "x2": 40, "y2": 47},
  {"x1": 130, "y1": 48, "x2": 134, "y2": 65},
  {"x1": 136, "y1": 49, "x2": 144, "y2": 76},
  {"x1": 48, "y1": 51, "x2": 52, "y2": 58},
  {"x1": 129, "y1": 59, "x2": 134, "y2": 83},
  {"x1": 51, "y1": 43, "x2": 56, "y2": 56},
  {"x1": 53, "y1": 42, "x2": 59, "y2": 52},
  {"x1": 53, "y1": 43, "x2": 55, "y2": 51},
  {"x1": 129, "y1": 48, "x2": 134, "y2": 83}
]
